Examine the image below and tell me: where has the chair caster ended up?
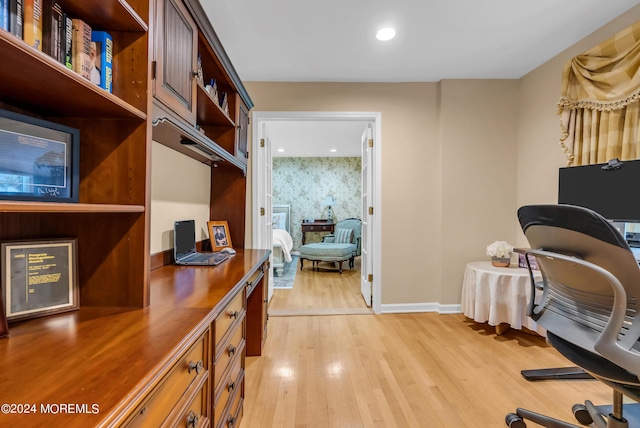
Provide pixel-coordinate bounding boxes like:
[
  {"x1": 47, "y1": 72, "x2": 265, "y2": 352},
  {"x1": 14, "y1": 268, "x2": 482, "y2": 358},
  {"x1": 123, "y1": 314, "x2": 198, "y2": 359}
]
[
  {"x1": 572, "y1": 404, "x2": 593, "y2": 425},
  {"x1": 505, "y1": 413, "x2": 526, "y2": 428}
]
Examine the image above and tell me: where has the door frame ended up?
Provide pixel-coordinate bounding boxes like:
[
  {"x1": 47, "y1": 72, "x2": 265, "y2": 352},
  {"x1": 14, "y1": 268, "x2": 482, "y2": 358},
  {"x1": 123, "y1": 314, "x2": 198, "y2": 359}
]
[{"x1": 251, "y1": 111, "x2": 382, "y2": 314}]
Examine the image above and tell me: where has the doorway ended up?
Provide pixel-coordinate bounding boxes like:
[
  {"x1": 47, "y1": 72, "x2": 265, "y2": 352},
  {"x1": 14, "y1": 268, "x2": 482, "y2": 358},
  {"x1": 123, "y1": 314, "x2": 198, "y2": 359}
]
[{"x1": 251, "y1": 111, "x2": 382, "y2": 314}]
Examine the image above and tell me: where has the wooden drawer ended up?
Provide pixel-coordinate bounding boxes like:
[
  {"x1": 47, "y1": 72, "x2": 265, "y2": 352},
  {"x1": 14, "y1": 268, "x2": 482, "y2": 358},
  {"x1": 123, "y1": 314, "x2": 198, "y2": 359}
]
[
  {"x1": 214, "y1": 291, "x2": 244, "y2": 354},
  {"x1": 214, "y1": 321, "x2": 244, "y2": 388},
  {"x1": 172, "y1": 379, "x2": 208, "y2": 428},
  {"x1": 125, "y1": 332, "x2": 209, "y2": 427},
  {"x1": 217, "y1": 382, "x2": 243, "y2": 428},
  {"x1": 213, "y1": 355, "x2": 243, "y2": 426}
]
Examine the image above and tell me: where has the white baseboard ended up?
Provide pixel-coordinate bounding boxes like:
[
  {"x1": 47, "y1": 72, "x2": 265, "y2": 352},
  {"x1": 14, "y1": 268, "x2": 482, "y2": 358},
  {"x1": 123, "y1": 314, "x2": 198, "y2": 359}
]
[{"x1": 380, "y1": 302, "x2": 461, "y2": 314}]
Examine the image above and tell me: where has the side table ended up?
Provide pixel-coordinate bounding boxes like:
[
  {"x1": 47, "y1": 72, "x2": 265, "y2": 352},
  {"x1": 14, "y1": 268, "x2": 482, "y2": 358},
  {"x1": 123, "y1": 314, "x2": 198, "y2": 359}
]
[
  {"x1": 301, "y1": 221, "x2": 335, "y2": 245},
  {"x1": 461, "y1": 260, "x2": 545, "y2": 336}
]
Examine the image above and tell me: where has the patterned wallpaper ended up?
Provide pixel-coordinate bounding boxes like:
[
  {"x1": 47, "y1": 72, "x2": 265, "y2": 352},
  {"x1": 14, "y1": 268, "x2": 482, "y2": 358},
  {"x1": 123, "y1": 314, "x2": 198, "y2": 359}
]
[{"x1": 273, "y1": 157, "x2": 362, "y2": 251}]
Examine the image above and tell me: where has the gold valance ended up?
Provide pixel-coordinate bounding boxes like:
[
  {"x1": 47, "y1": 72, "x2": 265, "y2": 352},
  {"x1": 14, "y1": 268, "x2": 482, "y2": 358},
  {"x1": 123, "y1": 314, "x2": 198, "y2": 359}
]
[{"x1": 558, "y1": 21, "x2": 640, "y2": 165}]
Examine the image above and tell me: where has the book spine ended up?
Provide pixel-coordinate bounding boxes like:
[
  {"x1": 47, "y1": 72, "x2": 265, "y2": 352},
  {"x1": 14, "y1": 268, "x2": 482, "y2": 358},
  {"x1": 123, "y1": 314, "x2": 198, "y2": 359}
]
[
  {"x1": 91, "y1": 30, "x2": 113, "y2": 93},
  {"x1": 9, "y1": 0, "x2": 23, "y2": 38},
  {"x1": 23, "y1": 0, "x2": 42, "y2": 50},
  {"x1": 62, "y1": 13, "x2": 71, "y2": 69},
  {"x1": 41, "y1": 0, "x2": 61, "y2": 62},
  {"x1": 0, "y1": 0, "x2": 8, "y2": 31},
  {"x1": 71, "y1": 18, "x2": 91, "y2": 80}
]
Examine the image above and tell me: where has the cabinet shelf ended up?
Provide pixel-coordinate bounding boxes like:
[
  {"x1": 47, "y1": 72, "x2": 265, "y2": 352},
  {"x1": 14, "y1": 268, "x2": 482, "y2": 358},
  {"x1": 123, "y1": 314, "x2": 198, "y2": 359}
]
[
  {"x1": 59, "y1": 0, "x2": 148, "y2": 32},
  {"x1": 0, "y1": 201, "x2": 145, "y2": 213},
  {"x1": 196, "y1": 83, "x2": 235, "y2": 127},
  {"x1": 0, "y1": 32, "x2": 146, "y2": 120}
]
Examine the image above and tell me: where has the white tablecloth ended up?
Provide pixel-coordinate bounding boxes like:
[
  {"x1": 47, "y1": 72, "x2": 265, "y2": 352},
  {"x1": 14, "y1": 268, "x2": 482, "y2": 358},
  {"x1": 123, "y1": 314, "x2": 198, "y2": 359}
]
[{"x1": 461, "y1": 260, "x2": 546, "y2": 336}]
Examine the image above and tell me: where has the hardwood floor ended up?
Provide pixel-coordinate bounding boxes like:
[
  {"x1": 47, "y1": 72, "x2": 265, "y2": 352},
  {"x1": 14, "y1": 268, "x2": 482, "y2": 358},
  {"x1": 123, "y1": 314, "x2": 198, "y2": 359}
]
[
  {"x1": 241, "y1": 259, "x2": 612, "y2": 428},
  {"x1": 269, "y1": 256, "x2": 370, "y2": 314}
]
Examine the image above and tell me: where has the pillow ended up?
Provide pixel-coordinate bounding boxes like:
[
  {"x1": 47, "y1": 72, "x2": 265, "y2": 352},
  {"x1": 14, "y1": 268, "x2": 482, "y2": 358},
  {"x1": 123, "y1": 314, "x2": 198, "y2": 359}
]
[
  {"x1": 335, "y1": 228, "x2": 353, "y2": 244},
  {"x1": 272, "y1": 212, "x2": 287, "y2": 230}
]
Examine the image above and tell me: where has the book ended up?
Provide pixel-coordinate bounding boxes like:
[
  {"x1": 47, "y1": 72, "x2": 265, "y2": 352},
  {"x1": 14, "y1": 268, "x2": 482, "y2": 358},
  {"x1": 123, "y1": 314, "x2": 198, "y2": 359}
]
[
  {"x1": 0, "y1": 0, "x2": 8, "y2": 31},
  {"x1": 62, "y1": 13, "x2": 71, "y2": 69},
  {"x1": 23, "y1": 0, "x2": 41, "y2": 50},
  {"x1": 41, "y1": 0, "x2": 62, "y2": 62},
  {"x1": 90, "y1": 30, "x2": 113, "y2": 92},
  {"x1": 71, "y1": 18, "x2": 91, "y2": 80},
  {"x1": 9, "y1": 0, "x2": 23, "y2": 38}
]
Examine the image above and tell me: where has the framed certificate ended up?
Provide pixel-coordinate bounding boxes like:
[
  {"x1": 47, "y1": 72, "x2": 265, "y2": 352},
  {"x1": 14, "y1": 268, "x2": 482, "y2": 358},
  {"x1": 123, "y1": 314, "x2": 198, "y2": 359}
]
[{"x1": 1, "y1": 239, "x2": 79, "y2": 322}]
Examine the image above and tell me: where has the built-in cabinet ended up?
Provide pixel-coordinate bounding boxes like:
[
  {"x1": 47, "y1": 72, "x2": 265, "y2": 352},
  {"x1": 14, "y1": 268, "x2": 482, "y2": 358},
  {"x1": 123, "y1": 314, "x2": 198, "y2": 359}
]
[{"x1": 0, "y1": 0, "x2": 264, "y2": 425}]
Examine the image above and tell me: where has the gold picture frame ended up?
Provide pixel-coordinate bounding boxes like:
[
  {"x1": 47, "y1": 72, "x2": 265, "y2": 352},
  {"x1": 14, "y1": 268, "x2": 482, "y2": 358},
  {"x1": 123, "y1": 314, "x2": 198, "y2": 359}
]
[
  {"x1": 207, "y1": 221, "x2": 233, "y2": 251},
  {"x1": 1, "y1": 239, "x2": 79, "y2": 322}
]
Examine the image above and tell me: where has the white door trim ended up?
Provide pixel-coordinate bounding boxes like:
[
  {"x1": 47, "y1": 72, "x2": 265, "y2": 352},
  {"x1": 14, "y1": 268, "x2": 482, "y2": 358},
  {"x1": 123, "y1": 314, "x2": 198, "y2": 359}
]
[{"x1": 251, "y1": 111, "x2": 382, "y2": 314}]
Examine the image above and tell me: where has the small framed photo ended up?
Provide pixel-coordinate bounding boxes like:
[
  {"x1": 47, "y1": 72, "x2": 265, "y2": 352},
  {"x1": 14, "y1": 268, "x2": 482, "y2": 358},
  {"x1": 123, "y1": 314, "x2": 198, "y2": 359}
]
[
  {"x1": 207, "y1": 221, "x2": 233, "y2": 251},
  {"x1": 1, "y1": 239, "x2": 79, "y2": 322}
]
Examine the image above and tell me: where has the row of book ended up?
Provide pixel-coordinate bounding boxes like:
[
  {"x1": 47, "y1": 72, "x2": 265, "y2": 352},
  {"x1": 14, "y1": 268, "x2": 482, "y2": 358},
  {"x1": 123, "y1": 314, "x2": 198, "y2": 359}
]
[{"x1": 0, "y1": 0, "x2": 113, "y2": 93}]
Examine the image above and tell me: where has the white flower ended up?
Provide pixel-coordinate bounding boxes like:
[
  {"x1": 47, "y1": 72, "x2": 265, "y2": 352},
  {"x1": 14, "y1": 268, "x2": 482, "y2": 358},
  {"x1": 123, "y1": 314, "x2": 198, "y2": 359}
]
[{"x1": 486, "y1": 240, "x2": 513, "y2": 259}]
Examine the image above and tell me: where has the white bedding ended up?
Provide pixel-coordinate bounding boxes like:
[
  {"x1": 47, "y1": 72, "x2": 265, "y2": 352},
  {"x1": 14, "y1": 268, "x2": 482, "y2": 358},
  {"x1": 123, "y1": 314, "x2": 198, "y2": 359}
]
[{"x1": 273, "y1": 228, "x2": 293, "y2": 263}]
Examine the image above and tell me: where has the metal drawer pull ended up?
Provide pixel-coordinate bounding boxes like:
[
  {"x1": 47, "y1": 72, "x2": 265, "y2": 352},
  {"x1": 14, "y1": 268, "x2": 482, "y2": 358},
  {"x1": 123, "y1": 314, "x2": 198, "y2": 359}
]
[
  {"x1": 187, "y1": 410, "x2": 200, "y2": 428},
  {"x1": 229, "y1": 310, "x2": 239, "y2": 319},
  {"x1": 188, "y1": 360, "x2": 204, "y2": 374},
  {"x1": 228, "y1": 344, "x2": 236, "y2": 356},
  {"x1": 227, "y1": 380, "x2": 235, "y2": 392}
]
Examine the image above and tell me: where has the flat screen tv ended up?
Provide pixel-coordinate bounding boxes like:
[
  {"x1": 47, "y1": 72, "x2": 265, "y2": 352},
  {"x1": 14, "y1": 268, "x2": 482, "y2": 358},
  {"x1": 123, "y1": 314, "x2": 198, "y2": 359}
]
[
  {"x1": 558, "y1": 159, "x2": 640, "y2": 221},
  {"x1": 0, "y1": 109, "x2": 80, "y2": 203}
]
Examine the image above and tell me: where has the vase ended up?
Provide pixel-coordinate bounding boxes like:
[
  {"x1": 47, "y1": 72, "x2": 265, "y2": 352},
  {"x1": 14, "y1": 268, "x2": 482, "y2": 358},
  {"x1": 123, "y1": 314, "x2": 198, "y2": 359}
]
[{"x1": 491, "y1": 257, "x2": 511, "y2": 267}]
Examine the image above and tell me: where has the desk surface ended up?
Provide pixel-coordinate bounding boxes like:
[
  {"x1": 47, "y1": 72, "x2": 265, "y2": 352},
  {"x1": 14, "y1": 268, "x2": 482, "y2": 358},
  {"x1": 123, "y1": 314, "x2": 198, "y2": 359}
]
[{"x1": 461, "y1": 260, "x2": 545, "y2": 336}]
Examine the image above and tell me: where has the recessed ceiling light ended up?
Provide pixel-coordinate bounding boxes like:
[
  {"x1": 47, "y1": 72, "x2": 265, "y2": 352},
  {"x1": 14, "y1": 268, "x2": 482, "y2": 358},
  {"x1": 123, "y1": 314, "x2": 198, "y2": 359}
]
[
  {"x1": 330, "y1": 149, "x2": 337, "y2": 153},
  {"x1": 277, "y1": 148, "x2": 285, "y2": 152},
  {"x1": 376, "y1": 27, "x2": 396, "y2": 41}
]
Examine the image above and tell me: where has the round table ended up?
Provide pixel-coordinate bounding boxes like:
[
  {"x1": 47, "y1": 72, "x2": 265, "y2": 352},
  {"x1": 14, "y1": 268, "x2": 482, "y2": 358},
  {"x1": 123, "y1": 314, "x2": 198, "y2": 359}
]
[{"x1": 461, "y1": 260, "x2": 545, "y2": 336}]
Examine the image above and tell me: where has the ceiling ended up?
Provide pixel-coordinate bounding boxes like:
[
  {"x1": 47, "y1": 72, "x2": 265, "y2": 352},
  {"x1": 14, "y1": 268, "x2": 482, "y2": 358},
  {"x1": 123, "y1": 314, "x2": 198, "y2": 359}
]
[{"x1": 201, "y1": 0, "x2": 640, "y2": 156}]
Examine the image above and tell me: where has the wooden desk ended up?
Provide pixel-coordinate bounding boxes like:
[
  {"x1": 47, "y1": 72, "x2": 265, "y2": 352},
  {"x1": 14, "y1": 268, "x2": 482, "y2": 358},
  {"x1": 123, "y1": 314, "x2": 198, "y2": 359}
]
[
  {"x1": 0, "y1": 249, "x2": 270, "y2": 427},
  {"x1": 301, "y1": 221, "x2": 335, "y2": 244},
  {"x1": 461, "y1": 260, "x2": 545, "y2": 336}
]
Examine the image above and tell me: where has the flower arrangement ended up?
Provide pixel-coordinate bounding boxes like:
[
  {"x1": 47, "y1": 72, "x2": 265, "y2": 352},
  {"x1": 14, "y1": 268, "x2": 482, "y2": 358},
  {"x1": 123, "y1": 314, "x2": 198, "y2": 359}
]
[{"x1": 486, "y1": 240, "x2": 513, "y2": 259}]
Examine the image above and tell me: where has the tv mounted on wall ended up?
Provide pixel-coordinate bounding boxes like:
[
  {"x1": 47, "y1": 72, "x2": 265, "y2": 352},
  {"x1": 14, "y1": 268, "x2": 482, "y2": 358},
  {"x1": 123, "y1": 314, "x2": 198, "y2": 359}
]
[
  {"x1": 0, "y1": 109, "x2": 80, "y2": 203},
  {"x1": 558, "y1": 159, "x2": 640, "y2": 221}
]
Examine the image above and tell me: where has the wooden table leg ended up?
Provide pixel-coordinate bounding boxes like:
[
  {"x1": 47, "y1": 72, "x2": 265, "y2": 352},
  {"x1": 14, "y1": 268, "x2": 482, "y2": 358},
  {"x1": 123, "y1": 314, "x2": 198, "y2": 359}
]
[{"x1": 495, "y1": 323, "x2": 510, "y2": 335}]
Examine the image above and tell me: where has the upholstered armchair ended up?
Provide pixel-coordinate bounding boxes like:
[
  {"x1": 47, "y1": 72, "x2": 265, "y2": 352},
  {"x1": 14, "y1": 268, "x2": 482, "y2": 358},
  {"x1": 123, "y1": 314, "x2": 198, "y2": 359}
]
[{"x1": 323, "y1": 218, "x2": 362, "y2": 257}]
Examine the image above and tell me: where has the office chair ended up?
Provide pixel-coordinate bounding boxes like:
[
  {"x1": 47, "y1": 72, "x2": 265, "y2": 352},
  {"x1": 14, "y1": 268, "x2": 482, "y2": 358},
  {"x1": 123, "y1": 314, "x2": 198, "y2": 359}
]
[{"x1": 506, "y1": 204, "x2": 640, "y2": 428}]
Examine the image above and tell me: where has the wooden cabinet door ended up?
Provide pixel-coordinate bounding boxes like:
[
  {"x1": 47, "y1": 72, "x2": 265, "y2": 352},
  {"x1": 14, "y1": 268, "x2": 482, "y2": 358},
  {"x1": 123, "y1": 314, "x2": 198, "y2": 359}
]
[
  {"x1": 155, "y1": 0, "x2": 198, "y2": 124},
  {"x1": 236, "y1": 97, "x2": 249, "y2": 162}
]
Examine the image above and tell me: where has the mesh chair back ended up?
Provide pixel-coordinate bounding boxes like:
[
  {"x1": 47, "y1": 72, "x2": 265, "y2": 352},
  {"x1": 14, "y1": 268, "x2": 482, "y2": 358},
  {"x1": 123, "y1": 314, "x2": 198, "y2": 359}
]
[{"x1": 518, "y1": 204, "x2": 640, "y2": 364}]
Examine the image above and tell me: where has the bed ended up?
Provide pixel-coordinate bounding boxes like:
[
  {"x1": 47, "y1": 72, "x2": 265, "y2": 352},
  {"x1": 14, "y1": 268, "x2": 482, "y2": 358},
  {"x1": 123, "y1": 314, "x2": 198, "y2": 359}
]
[{"x1": 272, "y1": 204, "x2": 294, "y2": 276}]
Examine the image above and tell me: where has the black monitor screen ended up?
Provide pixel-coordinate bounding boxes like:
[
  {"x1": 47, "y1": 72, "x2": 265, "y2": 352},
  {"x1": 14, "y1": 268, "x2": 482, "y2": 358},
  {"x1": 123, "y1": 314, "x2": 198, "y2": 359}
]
[
  {"x1": 558, "y1": 159, "x2": 640, "y2": 221},
  {"x1": 174, "y1": 220, "x2": 196, "y2": 258}
]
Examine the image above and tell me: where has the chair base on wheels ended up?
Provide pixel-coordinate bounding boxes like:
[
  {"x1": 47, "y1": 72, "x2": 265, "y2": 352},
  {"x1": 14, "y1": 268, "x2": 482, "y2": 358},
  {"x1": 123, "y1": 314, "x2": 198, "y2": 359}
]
[{"x1": 505, "y1": 390, "x2": 640, "y2": 428}]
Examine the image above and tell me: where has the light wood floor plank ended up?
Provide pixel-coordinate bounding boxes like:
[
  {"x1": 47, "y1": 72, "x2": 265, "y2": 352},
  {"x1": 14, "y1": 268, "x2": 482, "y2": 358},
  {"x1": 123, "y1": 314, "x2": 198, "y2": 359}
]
[{"x1": 243, "y1": 261, "x2": 614, "y2": 427}]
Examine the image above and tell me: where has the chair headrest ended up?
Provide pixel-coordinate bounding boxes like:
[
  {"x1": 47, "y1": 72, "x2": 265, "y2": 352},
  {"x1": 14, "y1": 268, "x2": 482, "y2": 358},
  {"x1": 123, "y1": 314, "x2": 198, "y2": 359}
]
[{"x1": 518, "y1": 204, "x2": 629, "y2": 250}]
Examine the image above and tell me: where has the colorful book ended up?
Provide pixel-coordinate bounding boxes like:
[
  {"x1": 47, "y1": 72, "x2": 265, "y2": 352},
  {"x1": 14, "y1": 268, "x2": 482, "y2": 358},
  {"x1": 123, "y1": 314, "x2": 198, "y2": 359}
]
[
  {"x1": 62, "y1": 12, "x2": 71, "y2": 69},
  {"x1": 9, "y1": 0, "x2": 23, "y2": 38},
  {"x1": 41, "y1": 0, "x2": 62, "y2": 62},
  {"x1": 0, "y1": 0, "x2": 8, "y2": 31},
  {"x1": 23, "y1": 0, "x2": 41, "y2": 50},
  {"x1": 71, "y1": 18, "x2": 91, "y2": 80},
  {"x1": 90, "y1": 30, "x2": 113, "y2": 92}
]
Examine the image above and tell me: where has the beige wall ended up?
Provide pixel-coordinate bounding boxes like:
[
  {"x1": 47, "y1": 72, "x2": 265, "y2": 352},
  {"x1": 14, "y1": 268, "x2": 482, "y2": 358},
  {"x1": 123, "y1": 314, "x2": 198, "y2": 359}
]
[
  {"x1": 515, "y1": 6, "x2": 640, "y2": 247},
  {"x1": 150, "y1": 5, "x2": 640, "y2": 308},
  {"x1": 150, "y1": 141, "x2": 211, "y2": 254}
]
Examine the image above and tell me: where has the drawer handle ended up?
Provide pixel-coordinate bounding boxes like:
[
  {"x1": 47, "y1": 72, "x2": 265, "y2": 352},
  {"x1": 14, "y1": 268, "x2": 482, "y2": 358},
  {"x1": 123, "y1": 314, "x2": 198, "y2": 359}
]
[
  {"x1": 227, "y1": 380, "x2": 235, "y2": 392},
  {"x1": 228, "y1": 344, "x2": 236, "y2": 357},
  {"x1": 228, "y1": 415, "x2": 235, "y2": 427},
  {"x1": 187, "y1": 410, "x2": 200, "y2": 428},
  {"x1": 188, "y1": 360, "x2": 204, "y2": 374},
  {"x1": 229, "y1": 310, "x2": 239, "y2": 320}
]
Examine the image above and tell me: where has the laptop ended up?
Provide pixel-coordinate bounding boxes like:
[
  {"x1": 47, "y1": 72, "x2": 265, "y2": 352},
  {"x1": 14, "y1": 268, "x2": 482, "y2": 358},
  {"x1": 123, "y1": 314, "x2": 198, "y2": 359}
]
[{"x1": 174, "y1": 220, "x2": 229, "y2": 266}]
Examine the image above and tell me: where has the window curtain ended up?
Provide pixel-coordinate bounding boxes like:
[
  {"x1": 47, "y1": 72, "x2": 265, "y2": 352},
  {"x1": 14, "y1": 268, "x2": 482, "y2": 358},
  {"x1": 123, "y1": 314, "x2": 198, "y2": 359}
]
[{"x1": 558, "y1": 21, "x2": 640, "y2": 166}]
